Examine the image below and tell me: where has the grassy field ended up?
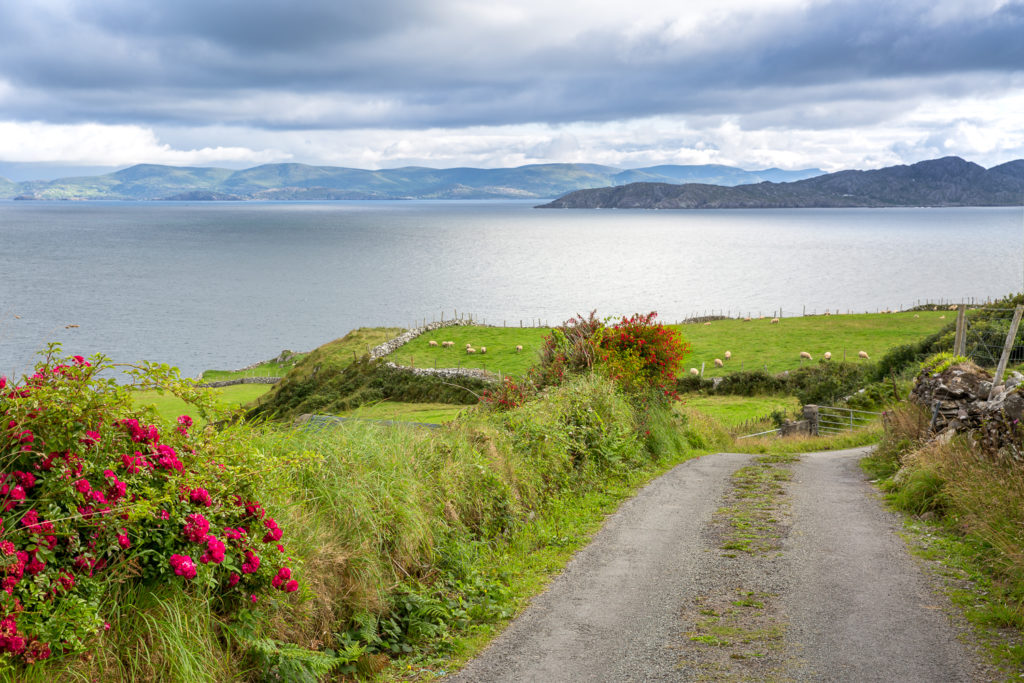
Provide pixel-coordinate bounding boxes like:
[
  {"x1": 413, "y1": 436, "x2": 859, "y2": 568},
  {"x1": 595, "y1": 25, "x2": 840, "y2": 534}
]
[
  {"x1": 673, "y1": 311, "x2": 950, "y2": 376},
  {"x1": 201, "y1": 327, "x2": 405, "y2": 381},
  {"x1": 385, "y1": 325, "x2": 551, "y2": 376},
  {"x1": 132, "y1": 384, "x2": 272, "y2": 422},
  {"x1": 680, "y1": 394, "x2": 801, "y2": 428},
  {"x1": 338, "y1": 401, "x2": 468, "y2": 424}
]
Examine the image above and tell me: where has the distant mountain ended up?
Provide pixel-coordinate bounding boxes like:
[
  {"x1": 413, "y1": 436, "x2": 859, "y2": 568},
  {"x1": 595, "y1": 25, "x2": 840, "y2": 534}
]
[
  {"x1": 0, "y1": 162, "x2": 824, "y2": 201},
  {"x1": 537, "y1": 157, "x2": 1024, "y2": 209}
]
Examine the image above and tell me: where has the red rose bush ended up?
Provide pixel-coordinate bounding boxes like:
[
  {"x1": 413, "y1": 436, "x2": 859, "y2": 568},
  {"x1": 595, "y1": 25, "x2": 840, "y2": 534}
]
[{"x1": 0, "y1": 346, "x2": 298, "y2": 669}]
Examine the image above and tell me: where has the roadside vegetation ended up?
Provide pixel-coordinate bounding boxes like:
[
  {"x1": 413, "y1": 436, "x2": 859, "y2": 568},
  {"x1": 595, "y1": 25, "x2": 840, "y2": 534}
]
[
  {"x1": 6, "y1": 303, "x2": 962, "y2": 679},
  {"x1": 2, "y1": 311, "x2": 733, "y2": 680}
]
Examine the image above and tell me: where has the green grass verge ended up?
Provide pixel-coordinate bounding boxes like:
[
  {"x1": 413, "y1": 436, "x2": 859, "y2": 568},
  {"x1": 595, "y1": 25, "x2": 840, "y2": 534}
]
[
  {"x1": 674, "y1": 311, "x2": 949, "y2": 377},
  {"x1": 200, "y1": 357, "x2": 305, "y2": 381},
  {"x1": 385, "y1": 325, "x2": 550, "y2": 377},
  {"x1": 132, "y1": 384, "x2": 272, "y2": 422},
  {"x1": 338, "y1": 402, "x2": 468, "y2": 424}
]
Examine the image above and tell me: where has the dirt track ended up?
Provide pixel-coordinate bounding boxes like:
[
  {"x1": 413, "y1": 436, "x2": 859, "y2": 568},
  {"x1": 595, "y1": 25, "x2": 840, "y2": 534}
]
[{"x1": 448, "y1": 447, "x2": 987, "y2": 682}]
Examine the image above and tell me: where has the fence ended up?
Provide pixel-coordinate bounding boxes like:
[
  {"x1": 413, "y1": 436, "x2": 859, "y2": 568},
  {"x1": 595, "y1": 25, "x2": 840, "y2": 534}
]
[
  {"x1": 954, "y1": 303, "x2": 1024, "y2": 396},
  {"x1": 813, "y1": 405, "x2": 883, "y2": 436}
]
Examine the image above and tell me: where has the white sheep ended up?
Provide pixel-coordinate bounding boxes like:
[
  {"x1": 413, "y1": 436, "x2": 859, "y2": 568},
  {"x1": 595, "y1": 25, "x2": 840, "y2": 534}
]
[
  {"x1": 689, "y1": 368, "x2": 699, "y2": 376},
  {"x1": 913, "y1": 314, "x2": 919, "y2": 318},
  {"x1": 858, "y1": 350, "x2": 869, "y2": 359},
  {"x1": 515, "y1": 345, "x2": 523, "y2": 353},
  {"x1": 466, "y1": 347, "x2": 476, "y2": 355},
  {"x1": 479, "y1": 347, "x2": 487, "y2": 354},
  {"x1": 823, "y1": 351, "x2": 832, "y2": 360},
  {"x1": 799, "y1": 351, "x2": 812, "y2": 360},
  {"x1": 743, "y1": 317, "x2": 752, "y2": 322},
  {"x1": 714, "y1": 358, "x2": 724, "y2": 367},
  {"x1": 703, "y1": 322, "x2": 712, "y2": 326},
  {"x1": 939, "y1": 315, "x2": 946, "y2": 320},
  {"x1": 428, "y1": 340, "x2": 438, "y2": 347},
  {"x1": 724, "y1": 351, "x2": 732, "y2": 361},
  {"x1": 948, "y1": 304, "x2": 957, "y2": 310},
  {"x1": 771, "y1": 318, "x2": 780, "y2": 324}
]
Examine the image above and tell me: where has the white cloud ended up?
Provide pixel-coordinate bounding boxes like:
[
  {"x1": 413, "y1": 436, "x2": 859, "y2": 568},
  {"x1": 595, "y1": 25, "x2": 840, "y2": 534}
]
[{"x1": 0, "y1": 121, "x2": 287, "y2": 166}]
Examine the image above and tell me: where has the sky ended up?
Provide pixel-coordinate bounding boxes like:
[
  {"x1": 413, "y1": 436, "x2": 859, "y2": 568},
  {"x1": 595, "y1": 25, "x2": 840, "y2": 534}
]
[{"x1": 0, "y1": 0, "x2": 1022, "y2": 178}]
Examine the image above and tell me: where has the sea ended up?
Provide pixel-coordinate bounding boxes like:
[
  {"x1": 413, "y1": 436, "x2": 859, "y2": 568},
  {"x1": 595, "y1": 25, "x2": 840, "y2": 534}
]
[{"x1": 1, "y1": 200, "x2": 1021, "y2": 379}]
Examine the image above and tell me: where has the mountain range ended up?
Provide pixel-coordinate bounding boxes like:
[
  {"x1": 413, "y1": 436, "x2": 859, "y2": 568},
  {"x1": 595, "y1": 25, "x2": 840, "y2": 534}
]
[
  {"x1": 538, "y1": 157, "x2": 1024, "y2": 209},
  {"x1": 0, "y1": 163, "x2": 822, "y2": 201}
]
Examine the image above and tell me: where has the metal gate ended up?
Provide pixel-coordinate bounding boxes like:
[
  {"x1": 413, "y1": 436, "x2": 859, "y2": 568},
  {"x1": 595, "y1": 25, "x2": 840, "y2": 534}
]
[{"x1": 816, "y1": 405, "x2": 882, "y2": 435}]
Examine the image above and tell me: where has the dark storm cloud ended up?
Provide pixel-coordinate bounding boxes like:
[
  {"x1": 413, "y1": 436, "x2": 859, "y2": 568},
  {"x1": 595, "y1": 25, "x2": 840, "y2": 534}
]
[{"x1": 0, "y1": 0, "x2": 1021, "y2": 130}]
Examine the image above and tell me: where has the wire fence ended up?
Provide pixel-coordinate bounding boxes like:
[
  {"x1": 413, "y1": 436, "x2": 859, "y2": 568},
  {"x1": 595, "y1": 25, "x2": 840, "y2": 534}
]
[{"x1": 961, "y1": 306, "x2": 1024, "y2": 369}]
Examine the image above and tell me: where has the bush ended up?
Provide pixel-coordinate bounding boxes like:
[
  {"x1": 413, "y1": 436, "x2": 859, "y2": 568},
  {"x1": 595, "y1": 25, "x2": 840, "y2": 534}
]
[{"x1": 0, "y1": 347, "x2": 298, "y2": 672}]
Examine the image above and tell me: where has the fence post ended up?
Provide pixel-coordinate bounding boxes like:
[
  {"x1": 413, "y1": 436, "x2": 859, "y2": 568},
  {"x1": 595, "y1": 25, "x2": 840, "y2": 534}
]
[
  {"x1": 990, "y1": 304, "x2": 1024, "y2": 399},
  {"x1": 803, "y1": 404, "x2": 819, "y2": 436},
  {"x1": 954, "y1": 304, "x2": 967, "y2": 356}
]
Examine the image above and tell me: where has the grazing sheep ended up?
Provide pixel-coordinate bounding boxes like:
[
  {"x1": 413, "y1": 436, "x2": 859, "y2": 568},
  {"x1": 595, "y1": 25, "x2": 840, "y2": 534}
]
[
  {"x1": 771, "y1": 318, "x2": 780, "y2": 324},
  {"x1": 724, "y1": 351, "x2": 732, "y2": 360},
  {"x1": 480, "y1": 347, "x2": 487, "y2": 354},
  {"x1": 799, "y1": 351, "x2": 812, "y2": 360},
  {"x1": 466, "y1": 347, "x2": 476, "y2": 354},
  {"x1": 939, "y1": 315, "x2": 946, "y2": 320},
  {"x1": 858, "y1": 351, "x2": 869, "y2": 360},
  {"x1": 689, "y1": 368, "x2": 699, "y2": 376},
  {"x1": 428, "y1": 340, "x2": 438, "y2": 347},
  {"x1": 743, "y1": 317, "x2": 752, "y2": 322},
  {"x1": 714, "y1": 358, "x2": 724, "y2": 367},
  {"x1": 824, "y1": 351, "x2": 832, "y2": 360},
  {"x1": 704, "y1": 322, "x2": 712, "y2": 326},
  {"x1": 515, "y1": 345, "x2": 523, "y2": 353},
  {"x1": 913, "y1": 314, "x2": 919, "y2": 318},
  {"x1": 948, "y1": 304, "x2": 958, "y2": 310}
]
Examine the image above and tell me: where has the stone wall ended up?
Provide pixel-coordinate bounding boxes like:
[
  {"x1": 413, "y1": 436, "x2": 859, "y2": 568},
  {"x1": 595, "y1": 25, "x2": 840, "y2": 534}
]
[
  {"x1": 197, "y1": 377, "x2": 282, "y2": 388},
  {"x1": 368, "y1": 318, "x2": 476, "y2": 360},
  {"x1": 910, "y1": 362, "x2": 1023, "y2": 462}
]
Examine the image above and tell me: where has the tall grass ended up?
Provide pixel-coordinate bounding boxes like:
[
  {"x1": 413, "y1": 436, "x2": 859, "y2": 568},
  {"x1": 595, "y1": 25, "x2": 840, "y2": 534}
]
[{"x1": 53, "y1": 373, "x2": 728, "y2": 680}]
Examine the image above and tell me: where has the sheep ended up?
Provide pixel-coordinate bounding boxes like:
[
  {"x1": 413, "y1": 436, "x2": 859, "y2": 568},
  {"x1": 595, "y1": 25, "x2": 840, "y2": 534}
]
[
  {"x1": 466, "y1": 347, "x2": 476, "y2": 355},
  {"x1": 823, "y1": 351, "x2": 832, "y2": 360},
  {"x1": 858, "y1": 351, "x2": 869, "y2": 360},
  {"x1": 515, "y1": 345, "x2": 523, "y2": 353},
  {"x1": 724, "y1": 351, "x2": 732, "y2": 361},
  {"x1": 689, "y1": 368, "x2": 699, "y2": 376},
  {"x1": 479, "y1": 347, "x2": 487, "y2": 354},
  {"x1": 799, "y1": 351, "x2": 812, "y2": 360},
  {"x1": 948, "y1": 304, "x2": 958, "y2": 310},
  {"x1": 428, "y1": 340, "x2": 438, "y2": 347},
  {"x1": 939, "y1": 315, "x2": 946, "y2": 320},
  {"x1": 771, "y1": 318, "x2": 780, "y2": 324},
  {"x1": 714, "y1": 358, "x2": 724, "y2": 367},
  {"x1": 913, "y1": 314, "x2": 919, "y2": 318},
  {"x1": 743, "y1": 317, "x2": 752, "y2": 322},
  {"x1": 703, "y1": 322, "x2": 712, "y2": 326}
]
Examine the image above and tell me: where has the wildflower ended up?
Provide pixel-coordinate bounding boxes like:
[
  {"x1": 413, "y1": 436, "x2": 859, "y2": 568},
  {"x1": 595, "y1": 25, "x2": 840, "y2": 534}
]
[
  {"x1": 183, "y1": 513, "x2": 210, "y2": 543},
  {"x1": 80, "y1": 430, "x2": 101, "y2": 446},
  {"x1": 74, "y1": 479, "x2": 91, "y2": 494},
  {"x1": 262, "y1": 517, "x2": 283, "y2": 543},
  {"x1": 223, "y1": 526, "x2": 244, "y2": 540},
  {"x1": 117, "y1": 530, "x2": 131, "y2": 549},
  {"x1": 227, "y1": 572, "x2": 240, "y2": 587},
  {"x1": 199, "y1": 535, "x2": 225, "y2": 564},
  {"x1": 189, "y1": 487, "x2": 213, "y2": 507},
  {"x1": 169, "y1": 554, "x2": 197, "y2": 579},
  {"x1": 159, "y1": 509, "x2": 170, "y2": 521},
  {"x1": 283, "y1": 580, "x2": 298, "y2": 593},
  {"x1": 241, "y1": 550, "x2": 260, "y2": 574}
]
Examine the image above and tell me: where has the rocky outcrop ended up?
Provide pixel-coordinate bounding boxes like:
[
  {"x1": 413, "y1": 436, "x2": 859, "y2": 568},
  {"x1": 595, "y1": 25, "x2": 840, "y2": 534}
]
[{"x1": 910, "y1": 363, "x2": 1023, "y2": 462}]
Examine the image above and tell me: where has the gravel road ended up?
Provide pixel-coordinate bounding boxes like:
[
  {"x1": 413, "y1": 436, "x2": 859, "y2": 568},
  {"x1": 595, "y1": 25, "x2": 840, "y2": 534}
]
[{"x1": 447, "y1": 447, "x2": 988, "y2": 682}]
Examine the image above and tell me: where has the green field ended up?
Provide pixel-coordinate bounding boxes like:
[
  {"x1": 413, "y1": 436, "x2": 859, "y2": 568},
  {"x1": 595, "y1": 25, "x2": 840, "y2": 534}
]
[
  {"x1": 386, "y1": 325, "x2": 551, "y2": 376},
  {"x1": 680, "y1": 394, "x2": 801, "y2": 427},
  {"x1": 338, "y1": 401, "x2": 468, "y2": 424},
  {"x1": 132, "y1": 383, "x2": 273, "y2": 422},
  {"x1": 200, "y1": 357, "x2": 304, "y2": 381},
  {"x1": 673, "y1": 311, "x2": 950, "y2": 376}
]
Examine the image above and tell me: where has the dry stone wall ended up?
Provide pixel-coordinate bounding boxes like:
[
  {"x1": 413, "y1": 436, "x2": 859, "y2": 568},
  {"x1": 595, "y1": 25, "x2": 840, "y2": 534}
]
[
  {"x1": 369, "y1": 318, "x2": 499, "y2": 383},
  {"x1": 910, "y1": 362, "x2": 1023, "y2": 463}
]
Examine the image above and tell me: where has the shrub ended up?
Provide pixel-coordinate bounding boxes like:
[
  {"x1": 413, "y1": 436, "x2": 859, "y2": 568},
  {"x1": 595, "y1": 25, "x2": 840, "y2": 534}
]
[{"x1": 0, "y1": 347, "x2": 297, "y2": 671}]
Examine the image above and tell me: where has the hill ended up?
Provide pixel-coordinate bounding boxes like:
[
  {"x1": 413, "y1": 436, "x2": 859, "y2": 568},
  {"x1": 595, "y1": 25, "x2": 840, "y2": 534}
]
[
  {"x1": 538, "y1": 157, "x2": 1024, "y2": 208},
  {"x1": 0, "y1": 162, "x2": 822, "y2": 201}
]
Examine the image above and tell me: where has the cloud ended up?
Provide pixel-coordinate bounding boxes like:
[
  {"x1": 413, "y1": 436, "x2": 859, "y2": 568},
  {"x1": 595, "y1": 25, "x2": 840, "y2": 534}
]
[{"x1": 0, "y1": 0, "x2": 1021, "y2": 169}]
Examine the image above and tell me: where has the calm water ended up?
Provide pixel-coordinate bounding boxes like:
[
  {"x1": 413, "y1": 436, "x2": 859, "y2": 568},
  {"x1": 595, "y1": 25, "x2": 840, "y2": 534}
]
[{"x1": 1, "y1": 200, "x2": 1021, "y2": 378}]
